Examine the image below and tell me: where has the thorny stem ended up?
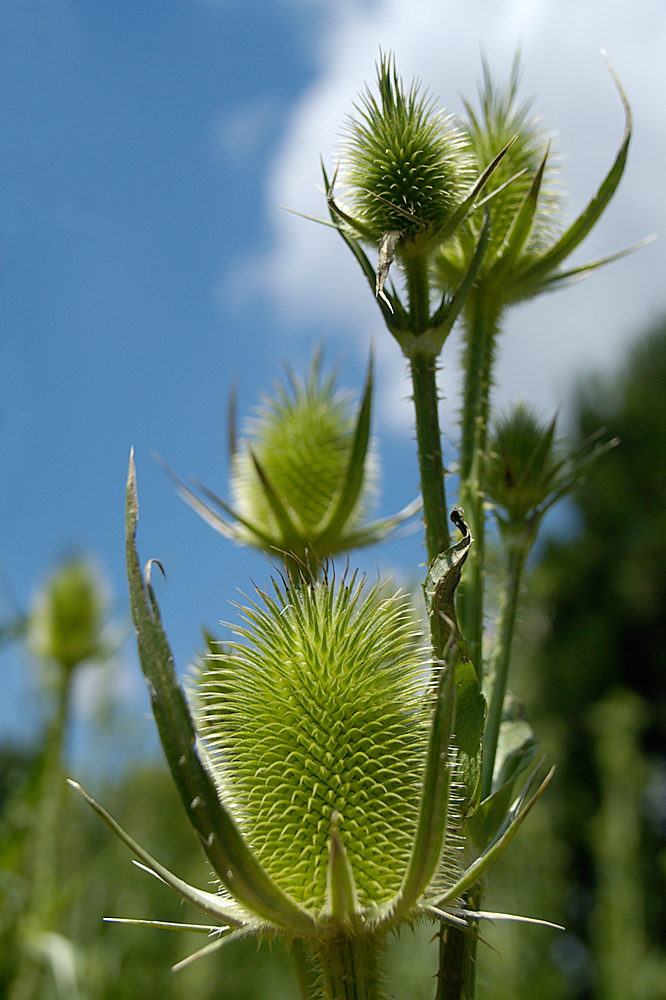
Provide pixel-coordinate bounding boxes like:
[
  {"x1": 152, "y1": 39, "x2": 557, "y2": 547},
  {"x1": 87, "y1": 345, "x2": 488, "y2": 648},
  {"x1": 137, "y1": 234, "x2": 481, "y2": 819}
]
[
  {"x1": 409, "y1": 347, "x2": 451, "y2": 561},
  {"x1": 403, "y1": 253, "x2": 450, "y2": 562},
  {"x1": 457, "y1": 292, "x2": 502, "y2": 681},
  {"x1": 481, "y1": 529, "x2": 532, "y2": 799},
  {"x1": 312, "y1": 933, "x2": 385, "y2": 1000}
]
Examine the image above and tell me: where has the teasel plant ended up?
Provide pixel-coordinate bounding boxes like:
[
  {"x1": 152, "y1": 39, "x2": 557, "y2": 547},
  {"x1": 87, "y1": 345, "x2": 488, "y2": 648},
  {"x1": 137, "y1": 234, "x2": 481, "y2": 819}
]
[
  {"x1": 69, "y1": 49, "x2": 644, "y2": 1000},
  {"x1": 311, "y1": 49, "x2": 642, "y2": 996},
  {"x1": 70, "y1": 454, "x2": 557, "y2": 1000}
]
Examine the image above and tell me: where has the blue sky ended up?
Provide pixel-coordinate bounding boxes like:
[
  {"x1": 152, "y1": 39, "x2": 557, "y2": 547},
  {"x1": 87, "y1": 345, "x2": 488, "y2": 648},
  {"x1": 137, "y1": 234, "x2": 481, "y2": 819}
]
[{"x1": 1, "y1": 0, "x2": 664, "y2": 763}]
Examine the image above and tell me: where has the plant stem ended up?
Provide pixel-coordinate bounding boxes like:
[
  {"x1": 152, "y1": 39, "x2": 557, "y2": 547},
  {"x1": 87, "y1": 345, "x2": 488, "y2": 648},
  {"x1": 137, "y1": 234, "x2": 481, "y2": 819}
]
[
  {"x1": 409, "y1": 346, "x2": 450, "y2": 562},
  {"x1": 481, "y1": 531, "x2": 531, "y2": 799},
  {"x1": 33, "y1": 670, "x2": 74, "y2": 921},
  {"x1": 403, "y1": 252, "x2": 450, "y2": 562},
  {"x1": 436, "y1": 895, "x2": 478, "y2": 1000},
  {"x1": 457, "y1": 293, "x2": 502, "y2": 680},
  {"x1": 312, "y1": 932, "x2": 385, "y2": 1000}
]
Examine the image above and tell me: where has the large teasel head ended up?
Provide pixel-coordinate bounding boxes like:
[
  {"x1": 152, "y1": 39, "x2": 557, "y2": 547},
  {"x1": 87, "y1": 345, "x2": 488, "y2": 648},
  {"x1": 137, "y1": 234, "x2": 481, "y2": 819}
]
[
  {"x1": 159, "y1": 351, "x2": 418, "y2": 574},
  {"x1": 435, "y1": 52, "x2": 640, "y2": 308},
  {"x1": 69, "y1": 458, "x2": 555, "y2": 995}
]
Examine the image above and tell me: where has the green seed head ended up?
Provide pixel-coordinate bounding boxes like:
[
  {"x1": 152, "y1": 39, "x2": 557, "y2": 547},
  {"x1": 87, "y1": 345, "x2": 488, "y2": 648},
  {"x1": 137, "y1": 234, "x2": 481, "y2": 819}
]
[
  {"x1": 485, "y1": 401, "x2": 561, "y2": 526},
  {"x1": 436, "y1": 56, "x2": 565, "y2": 298},
  {"x1": 341, "y1": 53, "x2": 474, "y2": 253},
  {"x1": 197, "y1": 576, "x2": 429, "y2": 915},
  {"x1": 27, "y1": 557, "x2": 110, "y2": 675},
  {"x1": 231, "y1": 360, "x2": 377, "y2": 554}
]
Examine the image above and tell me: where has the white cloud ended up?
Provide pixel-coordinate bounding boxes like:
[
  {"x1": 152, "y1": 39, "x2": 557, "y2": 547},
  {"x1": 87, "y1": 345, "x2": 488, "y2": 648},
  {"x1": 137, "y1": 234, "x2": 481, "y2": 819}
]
[{"x1": 224, "y1": 0, "x2": 666, "y2": 438}]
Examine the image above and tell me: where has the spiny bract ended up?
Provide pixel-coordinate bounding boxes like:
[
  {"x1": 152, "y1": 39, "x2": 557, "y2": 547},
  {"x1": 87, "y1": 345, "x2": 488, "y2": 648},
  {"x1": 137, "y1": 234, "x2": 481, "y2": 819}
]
[{"x1": 197, "y1": 575, "x2": 433, "y2": 915}]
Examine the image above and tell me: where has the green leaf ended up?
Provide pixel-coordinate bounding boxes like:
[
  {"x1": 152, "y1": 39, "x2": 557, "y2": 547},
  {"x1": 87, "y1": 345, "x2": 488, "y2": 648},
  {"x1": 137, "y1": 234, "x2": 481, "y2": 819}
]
[
  {"x1": 389, "y1": 656, "x2": 457, "y2": 919},
  {"x1": 172, "y1": 926, "x2": 257, "y2": 973},
  {"x1": 423, "y1": 508, "x2": 473, "y2": 660},
  {"x1": 322, "y1": 160, "x2": 402, "y2": 326},
  {"x1": 490, "y1": 144, "x2": 549, "y2": 280},
  {"x1": 155, "y1": 456, "x2": 276, "y2": 548},
  {"x1": 463, "y1": 735, "x2": 537, "y2": 858},
  {"x1": 493, "y1": 699, "x2": 538, "y2": 792},
  {"x1": 125, "y1": 451, "x2": 316, "y2": 934},
  {"x1": 247, "y1": 446, "x2": 304, "y2": 550},
  {"x1": 325, "y1": 811, "x2": 360, "y2": 924},
  {"x1": 452, "y1": 661, "x2": 486, "y2": 816},
  {"x1": 429, "y1": 135, "x2": 517, "y2": 248},
  {"x1": 68, "y1": 780, "x2": 246, "y2": 927},
  {"x1": 511, "y1": 56, "x2": 631, "y2": 290},
  {"x1": 432, "y1": 766, "x2": 554, "y2": 904},
  {"x1": 318, "y1": 357, "x2": 373, "y2": 545},
  {"x1": 428, "y1": 210, "x2": 491, "y2": 338}
]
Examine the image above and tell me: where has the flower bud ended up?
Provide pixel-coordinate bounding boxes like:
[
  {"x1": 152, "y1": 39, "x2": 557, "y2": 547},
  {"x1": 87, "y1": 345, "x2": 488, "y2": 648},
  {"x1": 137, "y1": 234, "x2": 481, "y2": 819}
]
[
  {"x1": 341, "y1": 52, "x2": 474, "y2": 256},
  {"x1": 27, "y1": 557, "x2": 109, "y2": 674}
]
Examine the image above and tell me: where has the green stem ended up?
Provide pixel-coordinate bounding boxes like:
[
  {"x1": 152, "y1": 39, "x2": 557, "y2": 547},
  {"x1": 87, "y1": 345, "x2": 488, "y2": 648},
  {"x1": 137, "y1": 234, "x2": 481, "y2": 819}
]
[
  {"x1": 312, "y1": 932, "x2": 385, "y2": 1000},
  {"x1": 481, "y1": 532, "x2": 531, "y2": 799},
  {"x1": 9, "y1": 668, "x2": 74, "y2": 1000},
  {"x1": 436, "y1": 893, "x2": 478, "y2": 1000},
  {"x1": 457, "y1": 292, "x2": 502, "y2": 681},
  {"x1": 403, "y1": 250, "x2": 450, "y2": 562},
  {"x1": 409, "y1": 347, "x2": 450, "y2": 562},
  {"x1": 292, "y1": 939, "x2": 319, "y2": 1000},
  {"x1": 32, "y1": 669, "x2": 74, "y2": 921}
]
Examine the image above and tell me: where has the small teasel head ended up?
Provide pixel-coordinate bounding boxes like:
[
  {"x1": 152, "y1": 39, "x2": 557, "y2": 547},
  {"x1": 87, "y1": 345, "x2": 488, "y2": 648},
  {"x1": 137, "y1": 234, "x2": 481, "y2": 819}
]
[
  {"x1": 27, "y1": 556, "x2": 113, "y2": 677},
  {"x1": 340, "y1": 51, "x2": 475, "y2": 258},
  {"x1": 435, "y1": 52, "x2": 635, "y2": 308},
  {"x1": 485, "y1": 400, "x2": 616, "y2": 537},
  {"x1": 230, "y1": 357, "x2": 377, "y2": 554},
  {"x1": 161, "y1": 351, "x2": 419, "y2": 573}
]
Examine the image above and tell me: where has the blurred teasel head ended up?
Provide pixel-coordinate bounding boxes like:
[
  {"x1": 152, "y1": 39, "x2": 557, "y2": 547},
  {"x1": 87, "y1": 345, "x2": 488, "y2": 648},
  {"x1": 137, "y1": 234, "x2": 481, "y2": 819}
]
[
  {"x1": 160, "y1": 351, "x2": 419, "y2": 574},
  {"x1": 485, "y1": 400, "x2": 617, "y2": 537},
  {"x1": 435, "y1": 52, "x2": 635, "y2": 310}
]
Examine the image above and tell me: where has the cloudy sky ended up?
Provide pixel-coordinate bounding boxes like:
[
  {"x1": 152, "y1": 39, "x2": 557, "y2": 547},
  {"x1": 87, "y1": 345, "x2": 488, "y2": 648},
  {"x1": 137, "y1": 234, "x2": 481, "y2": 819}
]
[{"x1": 1, "y1": 0, "x2": 664, "y2": 759}]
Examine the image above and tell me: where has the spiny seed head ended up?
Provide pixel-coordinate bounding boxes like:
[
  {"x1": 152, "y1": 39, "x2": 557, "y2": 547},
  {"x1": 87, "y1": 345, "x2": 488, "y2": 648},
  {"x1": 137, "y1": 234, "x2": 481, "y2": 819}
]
[
  {"x1": 341, "y1": 53, "x2": 474, "y2": 252},
  {"x1": 231, "y1": 362, "x2": 377, "y2": 548},
  {"x1": 437, "y1": 56, "x2": 565, "y2": 293},
  {"x1": 197, "y1": 576, "x2": 430, "y2": 914},
  {"x1": 485, "y1": 401, "x2": 561, "y2": 525}
]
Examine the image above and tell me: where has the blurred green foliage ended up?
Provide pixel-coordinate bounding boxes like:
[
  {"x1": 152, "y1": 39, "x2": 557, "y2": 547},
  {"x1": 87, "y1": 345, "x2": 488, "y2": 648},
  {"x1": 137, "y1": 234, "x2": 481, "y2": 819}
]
[{"x1": 477, "y1": 318, "x2": 666, "y2": 998}]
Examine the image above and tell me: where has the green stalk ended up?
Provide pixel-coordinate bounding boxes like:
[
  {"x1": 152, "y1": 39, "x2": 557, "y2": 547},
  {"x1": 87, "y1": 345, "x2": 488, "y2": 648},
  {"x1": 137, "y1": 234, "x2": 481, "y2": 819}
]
[
  {"x1": 403, "y1": 253, "x2": 450, "y2": 562},
  {"x1": 312, "y1": 933, "x2": 385, "y2": 1000},
  {"x1": 480, "y1": 531, "x2": 531, "y2": 799},
  {"x1": 32, "y1": 670, "x2": 74, "y2": 922},
  {"x1": 457, "y1": 292, "x2": 502, "y2": 680},
  {"x1": 9, "y1": 670, "x2": 74, "y2": 1000}
]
